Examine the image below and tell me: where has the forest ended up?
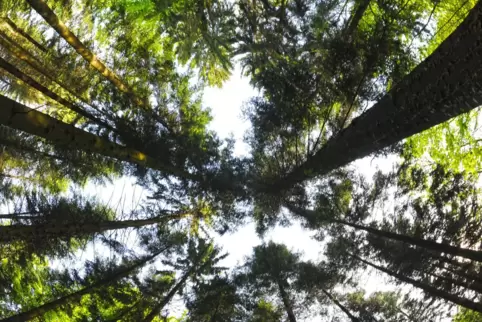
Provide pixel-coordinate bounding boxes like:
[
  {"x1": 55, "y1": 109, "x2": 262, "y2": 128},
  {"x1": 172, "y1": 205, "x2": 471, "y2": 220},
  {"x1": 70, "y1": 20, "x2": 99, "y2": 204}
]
[{"x1": 0, "y1": 0, "x2": 481, "y2": 321}]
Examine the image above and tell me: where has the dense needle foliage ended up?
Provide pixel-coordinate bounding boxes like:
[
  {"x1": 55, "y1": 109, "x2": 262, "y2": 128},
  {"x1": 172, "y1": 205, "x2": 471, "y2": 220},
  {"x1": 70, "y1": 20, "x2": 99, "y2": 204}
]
[{"x1": 0, "y1": 0, "x2": 482, "y2": 320}]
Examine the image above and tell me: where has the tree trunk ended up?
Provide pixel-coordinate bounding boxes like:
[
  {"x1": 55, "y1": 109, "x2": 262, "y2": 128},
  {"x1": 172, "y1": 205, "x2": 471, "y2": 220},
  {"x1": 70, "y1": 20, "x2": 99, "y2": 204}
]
[
  {"x1": 142, "y1": 269, "x2": 193, "y2": 322},
  {"x1": 422, "y1": 269, "x2": 482, "y2": 294},
  {"x1": 288, "y1": 205, "x2": 482, "y2": 263},
  {"x1": 0, "y1": 212, "x2": 40, "y2": 220},
  {"x1": 0, "y1": 32, "x2": 92, "y2": 105},
  {"x1": 345, "y1": 0, "x2": 370, "y2": 37},
  {"x1": 0, "y1": 94, "x2": 193, "y2": 180},
  {"x1": 0, "y1": 55, "x2": 113, "y2": 132},
  {"x1": 437, "y1": 263, "x2": 482, "y2": 286},
  {"x1": 350, "y1": 253, "x2": 482, "y2": 314},
  {"x1": 271, "y1": 1, "x2": 482, "y2": 191},
  {"x1": 24, "y1": 0, "x2": 143, "y2": 105},
  {"x1": 141, "y1": 251, "x2": 214, "y2": 322},
  {"x1": 0, "y1": 212, "x2": 188, "y2": 243},
  {"x1": 0, "y1": 17, "x2": 47, "y2": 53},
  {"x1": 321, "y1": 289, "x2": 360, "y2": 322},
  {"x1": 3, "y1": 250, "x2": 165, "y2": 321},
  {"x1": 277, "y1": 280, "x2": 297, "y2": 322}
]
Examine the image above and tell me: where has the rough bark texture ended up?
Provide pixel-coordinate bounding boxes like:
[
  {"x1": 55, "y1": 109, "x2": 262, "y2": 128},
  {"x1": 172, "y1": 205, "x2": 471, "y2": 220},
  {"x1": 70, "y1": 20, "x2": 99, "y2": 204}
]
[
  {"x1": 321, "y1": 289, "x2": 360, "y2": 322},
  {"x1": 278, "y1": 280, "x2": 297, "y2": 322},
  {"x1": 0, "y1": 94, "x2": 191, "y2": 179},
  {"x1": 351, "y1": 254, "x2": 482, "y2": 314},
  {"x1": 274, "y1": 2, "x2": 482, "y2": 191},
  {"x1": 3, "y1": 251, "x2": 164, "y2": 322},
  {"x1": 288, "y1": 205, "x2": 482, "y2": 263},
  {"x1": 0, "y1": 213, "x2": 187, "y2": 243},
  {"x1": 25, "y1": 0, "x2": 144, "y2": 105}
]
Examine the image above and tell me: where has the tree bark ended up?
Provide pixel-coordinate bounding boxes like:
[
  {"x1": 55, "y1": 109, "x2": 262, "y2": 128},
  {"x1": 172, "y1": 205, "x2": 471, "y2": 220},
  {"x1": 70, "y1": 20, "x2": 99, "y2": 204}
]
[
  {"x1": 24, "y1": 0, "x2": 143, "y2": 106},
  {"x1": 0, "y1": 55, "x2": 114, "y2": 132},
  {"x1": 142, "y1": 268, "x2": 194, "y2": 322},
  {"x1": 0, "y1": 32, "x2": 92, "y2": 105},
  {"x1": 439, "y1": 264, "x2": 482, "y2": 286},
  {"x1": 3, "y1": 250, "x2": 165, "y2": 322},
  {"x1": 350, "y1": 253, "x2": 482, "y2": 314},
  {"x1": 0, "y1": 213, "x2": 40, "y2": 220},
  {"x1": 0, "y1": 94, "x2": 194, "y2": 180},
  {"x1": 278, "y1": 280, "x2": 297, "y2": 322},
  {"x1": 141, "y1": 250, "x2": 213, "y2": 322},
  {"x1": 271, "y1": 1, "x2": 482, "y2": 191},
  {"x1": 422, "y1": 269, "x2": 482, "y2": 294},
  {"x1": 321, "y1": 289, "x2": 360, "y2": 322},
  {"x1": 287, "y1": 205, "x2": 482, "y2": 263},
  {"x1": 345, "y1": 0, "x2": 370, "y2": 37},
  {"x1": 0, "y1": 212, "x2": 188, "y2": 243},
  {"x1": 0, "y1": 17, "x2": 47, "y2": 53}
]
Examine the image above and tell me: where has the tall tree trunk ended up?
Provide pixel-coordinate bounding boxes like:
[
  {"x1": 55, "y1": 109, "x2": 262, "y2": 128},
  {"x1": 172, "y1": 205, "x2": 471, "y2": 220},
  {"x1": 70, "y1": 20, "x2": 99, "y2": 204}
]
[
  {"x1": 0, "y1": 55, "x2": 113, "y2": 132},
  {"x1": 0, "y1": 212, "x2": 188, "y2": 243},
  {"x1": 3, "y1": 250, "x2": 165, "y2": 322},
  {"x1": 142, "y1": 269, "x2": 194, "y2": 322},
  {"x1": 271, "y1": 1, "x2": 482, "y2": 192},
  {"x1": 0, "y1": 17, "x2": 47, "y2": 53},
  {"x1": 287, "y1": 205, "x2": 482, "y2": 263},
  {"x1": 141, "y1": 250, "x2": 214, "y2": 322},
  {"x1": 321, "y1": 289, "x2": 361, "y2": 322},
  {"x1": 345, "y1": 0, "x2": 370, "y2": 37},
  {"x1": 350, "y1": 253, "x2": 482, "y2": 314},
  {"x1": 24, "y1": 0, "x2": 143, "y2": 105},
  {"x1": 0, "y1": 212, "x2": 40, "y2": 220},
  {"x1": 0, "y1": 32, "x2": 92, "y2": 105},
  {"x1": 277, "y1": 280, "x2": 297, "y2": 322},
  {"x1": 422, "y1": 269, "x2": 482, "y2": 294},
  {"x1": 0, "y1": 94, "x2": 194, "y2": 180},
  {"x1": 427, "y1": 252, "x2": 482, "y2": 284},
  {"x1": 436, "y1": 263, "x2": 482, "y2": 286}
]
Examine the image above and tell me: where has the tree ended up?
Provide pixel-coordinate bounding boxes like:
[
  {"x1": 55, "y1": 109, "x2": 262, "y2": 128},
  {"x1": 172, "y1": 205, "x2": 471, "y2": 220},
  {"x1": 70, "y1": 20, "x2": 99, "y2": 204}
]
[
  {"x1": 350, "y1": 253, "x2": 482, "y2": 314},
  {"x1": 261, "y1": 1, "x2": 482, "y2": 192},
  {"x1": 185, "y1": 276, "x2": 242, "y2": 321},
  {"x1": 142, "y1": 239, "x2": 227, "y2": 321},
  {"x1": 237, "y1": 242, "x2": 301, "y2": 322},
  {"x1": 2, "y1": 251, "x2": 163, "y2": 321}
]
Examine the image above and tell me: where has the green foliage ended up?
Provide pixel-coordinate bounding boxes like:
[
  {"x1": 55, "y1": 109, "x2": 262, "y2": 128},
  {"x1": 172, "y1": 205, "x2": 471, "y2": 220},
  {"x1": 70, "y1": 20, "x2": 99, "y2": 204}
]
[
  {"x1": 453, "y1": 308, "x2": 482, "y2": 322},
  {"x1": 0, "y1": 0, "x2": 481, "y2": 321}
]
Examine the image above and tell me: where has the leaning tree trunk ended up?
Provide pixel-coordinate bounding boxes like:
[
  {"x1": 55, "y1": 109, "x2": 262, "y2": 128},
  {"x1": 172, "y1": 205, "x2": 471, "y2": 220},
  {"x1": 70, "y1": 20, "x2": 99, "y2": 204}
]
[
  {"x1": 141, "y1": 251, "x2": 213, "y2": 322},
  {"x1": 350, "y1": 253, "x2": 482, "y2": 314},
  {"x1": 141, "y1": 269, "x2": 194, "y2": 322},
  {"x1": 321, "y1": 289, "x2": 361, "y2": 322},
  {"x1": 0, "y1": 17, "x2": 47, "y2": 53},
  {"x1": 0, "y1": 32, "x2": 93, "y2": 105},
  {"x1": 25, "y1": 0, "x2": 143, "y2": 105},
  {"x1": 0, "y1": 212, "x2": 188, "y2": 243},
  {"x1": 422, "y1": 269, "x2": 482, "y2": 294},
  {"x1": 287, "y1": 205, "x2": 482, "y2": 263},
  {"x1": 0, "y1": 55, "x2": 113, "y2": 131},
  {"x1": 278, "y1": 280, "x2": 297, "y2": 322},
  {"x1": 436, "y1": 263, "x2": 482, "y2": 286},
  {"x1": 0, "y1": 94, "x2": 194, "y2": 180},
  {"x1": 344, "y1": 0, "x2": 370, "y2": 37},
  {"x1": 3, "y1": 250, "x2": 165, "y2": 322},
  {"x1": 272, "y1": 1, "x2": 482, "y2": 191}
]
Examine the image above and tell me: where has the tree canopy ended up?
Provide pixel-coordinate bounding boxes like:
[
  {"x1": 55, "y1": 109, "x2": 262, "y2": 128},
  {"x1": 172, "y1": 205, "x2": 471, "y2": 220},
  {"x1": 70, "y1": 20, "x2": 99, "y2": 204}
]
[{"x1": 0, "y1": 0, "x2": 481, "y2": 320}]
